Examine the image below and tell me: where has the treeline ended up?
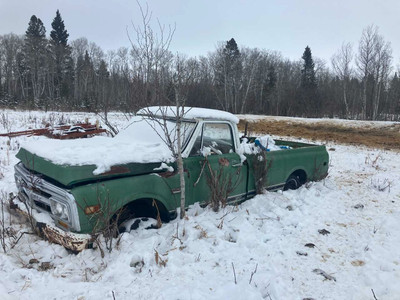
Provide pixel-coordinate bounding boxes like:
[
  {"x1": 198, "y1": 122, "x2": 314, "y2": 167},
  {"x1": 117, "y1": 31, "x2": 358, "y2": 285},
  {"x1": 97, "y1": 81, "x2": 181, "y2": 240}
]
[{"x1": 0, "y1": 10, "x2": 399, "y2": 120}]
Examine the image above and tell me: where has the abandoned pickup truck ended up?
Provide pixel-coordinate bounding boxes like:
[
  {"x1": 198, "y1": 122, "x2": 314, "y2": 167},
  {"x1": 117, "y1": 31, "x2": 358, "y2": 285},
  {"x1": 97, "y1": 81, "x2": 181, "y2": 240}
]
[{"x1": 13, "y1": 107, "x2": 329, "y2": 251}]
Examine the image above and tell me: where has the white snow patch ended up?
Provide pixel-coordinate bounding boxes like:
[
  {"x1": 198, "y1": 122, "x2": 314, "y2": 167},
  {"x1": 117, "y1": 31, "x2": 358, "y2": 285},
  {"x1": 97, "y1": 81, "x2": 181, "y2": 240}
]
[{"x1": 153, "y1": 162, "x2": 174, "y2": 172}]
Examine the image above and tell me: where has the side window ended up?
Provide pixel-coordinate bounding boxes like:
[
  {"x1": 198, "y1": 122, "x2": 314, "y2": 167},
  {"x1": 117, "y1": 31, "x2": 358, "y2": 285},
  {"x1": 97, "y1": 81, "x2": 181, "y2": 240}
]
[
  {"x1": 189, "y1": 131, "x2": 203, "y2": 156},
  {"x1": 190, "y1": 123, "x2": 234, "y2": 156}
]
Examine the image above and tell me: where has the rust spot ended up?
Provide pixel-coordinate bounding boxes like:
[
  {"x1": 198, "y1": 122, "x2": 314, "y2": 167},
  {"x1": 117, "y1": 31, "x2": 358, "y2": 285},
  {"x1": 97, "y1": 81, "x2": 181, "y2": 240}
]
[
  {"x1": 99, "y1": 165, "x2": 130, "y2": 176},
  {"x1": 159, "y1": 171, "x2": 175, "y2": 178},
  {"x1": 219, "y1": 158, "x2": 230, "y2": 167}
]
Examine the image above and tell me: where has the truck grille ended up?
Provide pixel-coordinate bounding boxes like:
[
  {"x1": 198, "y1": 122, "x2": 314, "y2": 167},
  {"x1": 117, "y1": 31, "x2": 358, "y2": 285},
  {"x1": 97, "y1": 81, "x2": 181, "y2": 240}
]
[{"x1": 14, "y1": 162, "x2": 81, "y2": 232}]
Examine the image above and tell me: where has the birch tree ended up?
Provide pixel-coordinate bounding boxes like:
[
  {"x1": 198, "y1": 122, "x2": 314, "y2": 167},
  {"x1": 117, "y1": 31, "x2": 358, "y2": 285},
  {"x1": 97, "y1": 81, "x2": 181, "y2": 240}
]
[
  {"x1": 331, "y1": 42, "x2": 353, "y2": 117},
  {"x1": 356, "y1": 25, "x2": 392, "y2": 120},
  {"x1": 356, "y1": 25, "x2": 378, "y2": 119},
  {"x1": 371, "y1": 35, "x2": 392, "y2": 120}
]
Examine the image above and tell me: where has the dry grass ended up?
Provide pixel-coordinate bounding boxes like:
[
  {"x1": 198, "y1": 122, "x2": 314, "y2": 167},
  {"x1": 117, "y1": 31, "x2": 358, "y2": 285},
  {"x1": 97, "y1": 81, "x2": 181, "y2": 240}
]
[{"x1": 238, "y1": 119, "x2": 400, "y2": 151}]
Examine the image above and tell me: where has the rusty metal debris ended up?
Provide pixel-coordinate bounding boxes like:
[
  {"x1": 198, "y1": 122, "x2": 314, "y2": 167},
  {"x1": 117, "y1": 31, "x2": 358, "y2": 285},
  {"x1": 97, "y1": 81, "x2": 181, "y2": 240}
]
[{"x1": 0, "y1": 122, "x2": 107, "y2": 139}]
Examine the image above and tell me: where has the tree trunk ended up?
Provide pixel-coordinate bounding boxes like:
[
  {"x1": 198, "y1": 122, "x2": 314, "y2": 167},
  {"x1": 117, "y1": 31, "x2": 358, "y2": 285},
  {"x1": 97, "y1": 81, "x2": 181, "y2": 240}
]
[{"x1": 176, "y1": 105, "x2": 186, "y2": 219}]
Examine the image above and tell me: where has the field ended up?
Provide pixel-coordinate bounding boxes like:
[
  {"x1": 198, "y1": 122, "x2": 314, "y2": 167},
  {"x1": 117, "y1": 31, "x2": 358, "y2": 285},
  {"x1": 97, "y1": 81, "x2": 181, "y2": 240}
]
[{"x1": 0, "y1": 110, "x2": 399, "y2": 300}]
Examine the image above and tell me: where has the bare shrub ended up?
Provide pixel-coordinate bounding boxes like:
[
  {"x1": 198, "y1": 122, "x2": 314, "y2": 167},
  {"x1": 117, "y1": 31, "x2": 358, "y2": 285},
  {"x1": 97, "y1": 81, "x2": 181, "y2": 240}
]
[
  {"x1": 79, "y1": 191, "x2": 124, "y2": 257},
  {"x1": 370, "y1": 178, "x2": 392, "y2": 192},
  {"x1": 0, "y1": 191, "x2": 7, "y2": 252},
  {"x1": 252, "y1": 152, "x2": 272, "y2": 194},
  {"x1": 1, "y1": 192, "x2": 32, "y2": 253},
  {"x1": 1, "y1": 112, "x2": 14, "y2": 132},
  {"x1": 204, "y1": 157, "x2": 241, "y2": 212},
  {"x1": 365, "y1": 153, "x2": 382, "y2": 169}
]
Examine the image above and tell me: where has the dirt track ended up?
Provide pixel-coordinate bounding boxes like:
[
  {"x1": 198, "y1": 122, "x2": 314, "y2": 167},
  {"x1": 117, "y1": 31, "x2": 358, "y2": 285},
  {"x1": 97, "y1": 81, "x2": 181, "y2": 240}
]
[{"x1": 238, "y1": 119, "x2": 400, "y2": 150}]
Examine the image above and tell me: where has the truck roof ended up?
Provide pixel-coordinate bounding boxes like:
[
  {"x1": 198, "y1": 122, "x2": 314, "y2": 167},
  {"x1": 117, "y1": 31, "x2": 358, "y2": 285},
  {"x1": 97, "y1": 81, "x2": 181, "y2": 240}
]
[{"x1": 137, "y1": 106, "x2": 239, "y2": 124}]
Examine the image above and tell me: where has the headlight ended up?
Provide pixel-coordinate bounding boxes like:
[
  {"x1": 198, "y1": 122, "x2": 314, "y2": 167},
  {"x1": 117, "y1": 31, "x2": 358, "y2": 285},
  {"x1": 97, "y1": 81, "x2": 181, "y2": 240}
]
[
  {"x1": 14, "y1": 175, "x2": 24, "y2": 190},
  {"x1": 50, "y1": 199, "x2": 70, "y2": 222}
]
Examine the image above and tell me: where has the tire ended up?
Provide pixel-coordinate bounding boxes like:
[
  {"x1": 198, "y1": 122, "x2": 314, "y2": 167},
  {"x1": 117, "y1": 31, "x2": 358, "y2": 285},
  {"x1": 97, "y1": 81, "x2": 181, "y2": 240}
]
[
  {"x1": 119, "y1": 217, "x2": 159, "y2": 233},
  {"x1": 284, "y1": 174, "x2": 301, "y2": 191}
]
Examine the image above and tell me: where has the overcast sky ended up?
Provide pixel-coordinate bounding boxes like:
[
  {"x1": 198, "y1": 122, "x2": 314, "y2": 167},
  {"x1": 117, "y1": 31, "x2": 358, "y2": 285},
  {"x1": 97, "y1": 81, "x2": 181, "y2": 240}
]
[{"x1": 0, "y1": 0, "x2": 399, "y2": 66}]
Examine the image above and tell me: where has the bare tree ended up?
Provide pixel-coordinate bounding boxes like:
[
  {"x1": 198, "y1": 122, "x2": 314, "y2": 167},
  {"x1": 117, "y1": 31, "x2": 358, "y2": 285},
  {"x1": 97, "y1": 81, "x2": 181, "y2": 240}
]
[
  {"x1": 239, "y1": 47, "x2": 260, "y2": 114},
  {"x1": 128, "y1": 0, "x2": 175, "y2": 107},
  {"x1": 332, "y1": 42, "x2": 353, "y2": 117},
  {"x1": 356, "y1": 25, "x2": 393, "y2": 120},
  {"x1": 372, "y1": 35, "x2": 392, "y2": 120},
  {"x1": 139, "y1": 56, "x2": 195, "y2": 219},
  {"x1": 357, "y1": 25, "x2": 378, "y2": 119},
  {"x1": 128, "y1": 2, "x2": 194, "y2": 219},
  {"x1": 71, "y1": 37, "x2": 89, "y2": 61}
]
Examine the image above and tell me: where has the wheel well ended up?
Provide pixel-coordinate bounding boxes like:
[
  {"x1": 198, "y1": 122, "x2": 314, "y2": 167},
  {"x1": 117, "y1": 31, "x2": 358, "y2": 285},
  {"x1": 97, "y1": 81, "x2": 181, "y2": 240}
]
[
  {"x1": 116, "y1": 198, "x2": 171, "y2": 224},
  {"x1": 290, "y1": 169, "x2": 307, "y2": 184}
]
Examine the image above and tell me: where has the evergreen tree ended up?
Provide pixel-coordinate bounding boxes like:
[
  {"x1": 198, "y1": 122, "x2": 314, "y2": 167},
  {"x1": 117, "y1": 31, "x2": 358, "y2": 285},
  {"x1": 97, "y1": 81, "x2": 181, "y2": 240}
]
[
  {"x1": 299, "y1": 46, "x2": 319, "y2": 116},
  {"x1": 301, "y1": 46, "x2": 316, "y2": 88},
  {"x1": 23, "y1": 15, "x2": 48, "y2": 107},
  {"x1": 49, "y1": 9, "x2": 73, "y2": 104},
  {"x1": 262, "y1": 65, "x2": 277, "y2": 113},
  {"x1": 388, "y1": 73, "x2": 400, "y2": 115},
  {"x1": 223, "y1": 38, "x2": 240, "y2": 64},
  {"x1": 81, "y1": 51, "x2": 95, "y2": 109},
  {"x1": 50, "y1": 10, "x2": 69, "y2": 46},
  {"x1": 97, "y1": 59, "x2": 110, "y2": 111},
  {"x1": 219, "y1": 38, "x2": 242, "y2": 112}
]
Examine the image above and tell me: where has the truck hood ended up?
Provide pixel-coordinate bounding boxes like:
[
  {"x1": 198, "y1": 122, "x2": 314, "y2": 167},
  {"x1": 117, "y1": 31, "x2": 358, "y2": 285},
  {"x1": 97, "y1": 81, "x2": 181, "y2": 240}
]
[{"x1": 16, "y1": 136, "x2": 174, "y2": 187}]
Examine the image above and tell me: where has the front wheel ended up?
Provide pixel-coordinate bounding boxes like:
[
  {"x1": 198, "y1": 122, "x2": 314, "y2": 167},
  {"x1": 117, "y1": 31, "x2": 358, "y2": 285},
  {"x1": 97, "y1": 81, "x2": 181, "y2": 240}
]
[
  {"x1": 119, "y1": 217, "x2": 159, "y2": 233},
  {"x1": 284, "y1": 174, "x2": 301, "y2": 191}
]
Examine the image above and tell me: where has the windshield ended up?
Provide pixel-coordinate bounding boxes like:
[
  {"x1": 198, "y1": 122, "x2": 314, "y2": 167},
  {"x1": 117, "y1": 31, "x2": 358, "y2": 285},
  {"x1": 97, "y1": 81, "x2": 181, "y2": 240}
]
[{"x1": 116, "y1": 116, "x2": 196, "y2": 150}]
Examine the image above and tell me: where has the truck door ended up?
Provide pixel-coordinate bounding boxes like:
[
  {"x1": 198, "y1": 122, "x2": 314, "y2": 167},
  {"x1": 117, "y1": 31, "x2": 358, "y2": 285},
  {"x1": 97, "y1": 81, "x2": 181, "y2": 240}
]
[{"x1": 184, "y1": 122, "x2": 247, "y2": 207}]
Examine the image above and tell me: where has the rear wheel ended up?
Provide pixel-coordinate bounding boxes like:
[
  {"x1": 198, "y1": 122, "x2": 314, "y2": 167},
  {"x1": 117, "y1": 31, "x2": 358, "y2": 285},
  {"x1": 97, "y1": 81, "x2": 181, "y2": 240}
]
[{"x1": 284, "y1": 174, "x2": 301, "y2": 191}]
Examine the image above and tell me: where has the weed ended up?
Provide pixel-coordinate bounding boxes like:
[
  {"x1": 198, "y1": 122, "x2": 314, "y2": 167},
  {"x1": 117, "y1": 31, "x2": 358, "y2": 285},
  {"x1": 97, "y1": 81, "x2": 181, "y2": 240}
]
[
  {"x1": 370, "y1": 178, "x2": 392, "y2": 192},
  {"x1": 154, "y1": 249, "x2": 168, "y2": 267},
  {"x1": 365, "y1": 153, "x2": 382, "y2": 169}
]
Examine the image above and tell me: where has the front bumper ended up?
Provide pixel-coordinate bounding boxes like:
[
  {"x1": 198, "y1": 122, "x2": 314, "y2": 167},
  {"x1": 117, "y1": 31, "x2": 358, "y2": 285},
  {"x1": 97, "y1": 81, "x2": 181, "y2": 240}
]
[{"x1": 10, "y1": 196, "x2": 94, "y2": 252}]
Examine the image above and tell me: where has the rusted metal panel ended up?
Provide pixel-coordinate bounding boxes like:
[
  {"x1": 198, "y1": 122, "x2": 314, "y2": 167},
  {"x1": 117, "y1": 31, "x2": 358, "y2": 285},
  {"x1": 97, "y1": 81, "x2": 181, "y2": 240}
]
[
  {"x1": 38, "y1": 222, "x2": 93, "y2": 252},
  {"x1": 49, "y1": 128, "x2": 107, "y2": 139},
  {"x1": 0, "y1": 123, "x2": 107, "y2": 139}
]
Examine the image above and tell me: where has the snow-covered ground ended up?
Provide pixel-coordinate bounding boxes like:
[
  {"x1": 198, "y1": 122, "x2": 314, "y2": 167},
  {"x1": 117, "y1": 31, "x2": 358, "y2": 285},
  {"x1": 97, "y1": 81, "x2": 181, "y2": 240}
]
[{"x1": 0, "y1": 110, "x2": 399, "y2": 300}]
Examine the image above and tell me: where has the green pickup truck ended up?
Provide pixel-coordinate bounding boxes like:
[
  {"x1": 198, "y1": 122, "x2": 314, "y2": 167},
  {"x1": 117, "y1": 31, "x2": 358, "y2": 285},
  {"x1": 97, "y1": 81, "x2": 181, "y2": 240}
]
[{"x1": 13, "y1": 107, "x2": 329, "y2": 251}]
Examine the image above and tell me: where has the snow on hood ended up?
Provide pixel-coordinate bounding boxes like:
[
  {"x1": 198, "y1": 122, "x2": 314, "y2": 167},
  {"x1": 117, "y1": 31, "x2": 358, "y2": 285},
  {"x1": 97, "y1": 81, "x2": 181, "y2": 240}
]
[{"x1": 21, "y1": 116, "x2": 178, "y2": 175}]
